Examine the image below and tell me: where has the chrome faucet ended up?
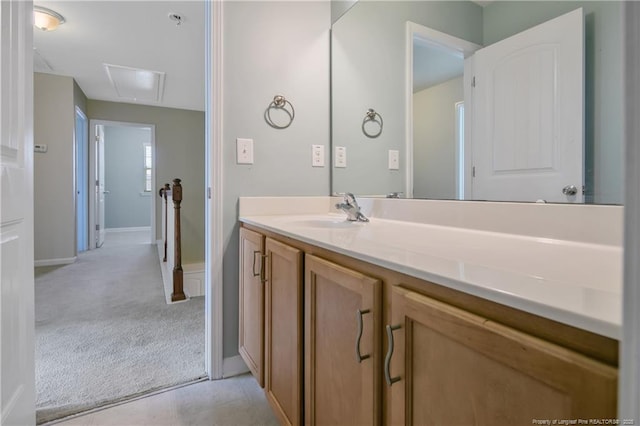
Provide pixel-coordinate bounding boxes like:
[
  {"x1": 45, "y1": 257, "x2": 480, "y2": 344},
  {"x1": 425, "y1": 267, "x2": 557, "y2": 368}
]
[{"x1": 335, "y1": 193, "x2": 369, "y2": 222}]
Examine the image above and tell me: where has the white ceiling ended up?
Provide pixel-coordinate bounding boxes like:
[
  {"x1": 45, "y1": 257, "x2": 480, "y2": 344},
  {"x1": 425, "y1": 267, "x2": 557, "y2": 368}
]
[
  {"x1": 33, "y1": 1, "x2": 205, "y2": 112},
  {"x1": 413, "y1": 40, "x2": 464, "y2": 93}
]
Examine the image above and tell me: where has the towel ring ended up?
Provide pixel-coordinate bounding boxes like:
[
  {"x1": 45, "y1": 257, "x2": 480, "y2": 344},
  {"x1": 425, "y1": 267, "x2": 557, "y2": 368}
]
[
  {"x1": 362, "y1": 108, "x2": 383, "y2": 138},
  {"x1": 265, "y1": 95, "x2": 295, "y2": 129}
]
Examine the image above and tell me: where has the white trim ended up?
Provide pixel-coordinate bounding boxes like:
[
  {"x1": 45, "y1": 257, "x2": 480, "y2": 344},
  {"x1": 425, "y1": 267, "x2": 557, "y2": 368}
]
[
  {"x1": 222, "y1": 355, "x2": 249, "y2": 378},
  {"x1": 106, "y1": 226, "x2": 151, "y2": 233},
  {"x1": 88, "y1": 120, "x2": 157, "y2": 249},
  {"x1": 463, "y1": 56, "x2": 476, "y2": 199},
  {"x1": 454, "y1": 101, "x2": 465, "y2": 200},
  {"x1": 620, "y1": 1, "x2": 640, "y2": 417},
  {"x1": 405, "y1": 21, "x2": 481, "y2": 199},
  {"x1": 34, "y1": 257, "x2": 77, "y2": 267},
  {"x1": 184, "y1": 265, "x2": 205, "y2": 298},
  {"x1": 205, "y1": 0, "x2": 224, "y2": 380}
]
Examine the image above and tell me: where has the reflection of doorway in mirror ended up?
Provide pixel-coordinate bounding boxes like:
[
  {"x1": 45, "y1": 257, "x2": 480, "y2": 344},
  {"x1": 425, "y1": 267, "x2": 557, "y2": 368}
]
[
  {"x1": 406, "y1": 21, "x2": 480, "y2": 200},
  {"x1": 412, "y1": 75, "x2": 464, "y2": 200}
]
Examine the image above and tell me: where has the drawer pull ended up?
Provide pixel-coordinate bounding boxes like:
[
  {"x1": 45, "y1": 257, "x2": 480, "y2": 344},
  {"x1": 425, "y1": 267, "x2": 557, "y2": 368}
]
[
  {"x1": 385, "y1": 324, "x2": 402, "y2": 386},
  {"x1": 252, "y1": 250, "x2": 267, "y2": 282},
  {"x1": 355, "y1": 309, "x2": 371, "y2": 363}
]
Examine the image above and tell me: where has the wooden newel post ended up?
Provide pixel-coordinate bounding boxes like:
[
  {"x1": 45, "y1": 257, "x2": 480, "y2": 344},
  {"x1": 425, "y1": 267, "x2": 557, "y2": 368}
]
[
  {"x1": 171, "y1": 178, "x2": 186, "y2": 301},
  {"x1": 160, "y1": 183, "x2": 170, "y2": 262}
]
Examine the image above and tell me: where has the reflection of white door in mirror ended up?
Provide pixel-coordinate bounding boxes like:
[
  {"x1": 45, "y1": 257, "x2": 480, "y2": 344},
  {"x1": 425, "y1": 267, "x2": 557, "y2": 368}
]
[{"x1": 471, "y1": 8, "x2": 584, "y2": 203}]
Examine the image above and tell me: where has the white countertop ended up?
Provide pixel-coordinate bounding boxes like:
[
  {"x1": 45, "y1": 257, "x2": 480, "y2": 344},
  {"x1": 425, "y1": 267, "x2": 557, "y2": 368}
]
[{"x1": 240, "y1": 212, "x2": 622, "y2": 339}]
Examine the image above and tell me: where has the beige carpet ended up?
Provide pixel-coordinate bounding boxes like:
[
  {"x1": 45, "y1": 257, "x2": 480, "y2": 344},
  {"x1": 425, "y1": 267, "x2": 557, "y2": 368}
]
[{"x1": 35, "y1": 231, "x2": 205, "y2": 424}]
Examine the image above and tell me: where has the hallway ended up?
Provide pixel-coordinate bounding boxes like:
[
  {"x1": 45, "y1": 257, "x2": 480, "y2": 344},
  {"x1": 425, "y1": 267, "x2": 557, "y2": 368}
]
[{"x1": 35, "y1": 231, "x2": 205, "y2": 424}]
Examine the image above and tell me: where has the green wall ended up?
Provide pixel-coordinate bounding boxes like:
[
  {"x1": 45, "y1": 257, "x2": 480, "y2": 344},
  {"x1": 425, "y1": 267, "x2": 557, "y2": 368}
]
[{"x1": 87, "y1": 100, "x2": 205, "y2": 264}]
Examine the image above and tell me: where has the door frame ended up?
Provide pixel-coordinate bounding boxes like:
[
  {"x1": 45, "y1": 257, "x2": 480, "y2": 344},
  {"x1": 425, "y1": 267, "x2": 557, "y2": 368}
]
[
  {"x1": 75, "y1": 106, "x2": 89, "y2": 253},
  {"x1": 404, "y1": 21, "x2": 481, "y2": 199},
  {"x1": 621, "y1": 1, "x2": 640, "y2": 417},
  {"x1": 206, "y1": 0, "x2": 224, "y2": 379},
  {"x1": 88, "y1": 119, "x2": 156, "y2": 248}
]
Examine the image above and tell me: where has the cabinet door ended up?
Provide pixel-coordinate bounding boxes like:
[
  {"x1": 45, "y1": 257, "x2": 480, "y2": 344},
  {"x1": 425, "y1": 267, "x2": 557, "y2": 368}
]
[
  {"x1": 265, "y1": 238, "x2": 304, "y2": 426},
  {"x1": 238, "y1": 228, "x2": 265, "y2": 386},
  {"x1": 387, "y1": 286, "x2": 617, "y2": 425},
  {"x1": 305, "y1": 255, "x2": 381, "y2": 426}
]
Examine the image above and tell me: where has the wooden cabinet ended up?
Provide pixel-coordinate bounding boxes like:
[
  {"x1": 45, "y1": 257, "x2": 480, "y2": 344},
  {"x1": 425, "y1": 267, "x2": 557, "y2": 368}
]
[
  {"x1": 387, "y1": 286, "x2": 618, "y2": 424},
  {"x1": 238, "y1": 228, "x2": 265, "y2": 386},
  {"x1": 239, "y1": 224, "x2": 618, "y2": 425},
  {"x1": 264, "y1": 238, "x2": 304, "y2": 426},
  {"x1": 304, "y1": 255, "x2": 381, "y2": 426}
]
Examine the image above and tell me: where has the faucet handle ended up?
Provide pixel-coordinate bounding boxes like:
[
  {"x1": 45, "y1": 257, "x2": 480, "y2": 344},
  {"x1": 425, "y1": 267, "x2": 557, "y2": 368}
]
[
  {"x1": 386, "y1": 192, "x2": 403, "y2": 199},
  {"x1": 344, "y1": 192, "x2": 357, "y2": 205}
]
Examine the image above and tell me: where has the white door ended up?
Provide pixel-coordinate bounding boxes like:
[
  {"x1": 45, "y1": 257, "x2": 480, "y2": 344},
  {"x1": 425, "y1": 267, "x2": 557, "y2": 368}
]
[
  {"x1": 96, "y1": 125, "x2": 106, "y2": 247},
  {"x1": 471, "y1": 8, "x2": 584, "y2": 203},
  {"x1": 0, "y1": 0, "x2": 36, "y2": 424}
]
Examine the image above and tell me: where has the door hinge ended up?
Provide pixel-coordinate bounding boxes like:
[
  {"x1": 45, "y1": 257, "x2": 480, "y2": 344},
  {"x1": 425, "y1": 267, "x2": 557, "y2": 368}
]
[
  {"x1": 207, "y1": 187, "x2": 212, "y2": 199},
  {"x1": 472, "y1": 166, "x2": 476, "y2": 177},
  {"x1": 96, "y1": 224, "x2": 100, "y2": 231},
  {"x1": 472, "y1": 76, "x2": 476, "y2": 88}
]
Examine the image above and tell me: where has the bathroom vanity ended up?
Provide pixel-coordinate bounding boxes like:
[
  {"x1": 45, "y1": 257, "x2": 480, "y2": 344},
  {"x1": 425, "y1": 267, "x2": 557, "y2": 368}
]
[{"x1": 238, "y1": 197, "x2": 621, "y2": 425}]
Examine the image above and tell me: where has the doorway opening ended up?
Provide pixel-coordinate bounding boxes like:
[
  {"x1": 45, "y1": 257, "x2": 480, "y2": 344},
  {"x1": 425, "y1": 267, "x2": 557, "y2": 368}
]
[
  {"x1": 35, "y1": 118, "x2": 206, "y2": 423},
  {"x1": 89, "y1": 120, "x2": 156, "y2": 248}
]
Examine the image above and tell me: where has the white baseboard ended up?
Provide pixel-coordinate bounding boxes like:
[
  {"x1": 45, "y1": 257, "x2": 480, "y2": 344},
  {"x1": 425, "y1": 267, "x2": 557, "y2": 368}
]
[
  {"x1": 184, "y1": 263, "x2": 205, "y2": 298},
  {"x1": 34, "y1": 257, "x2": 77, "y2": 267},
  {"x1": 106, "y1": 226, "x2": 151, "y2": 233},
  {"x1": 222, "y1": 355, "x2": 249, "y2": 378}
]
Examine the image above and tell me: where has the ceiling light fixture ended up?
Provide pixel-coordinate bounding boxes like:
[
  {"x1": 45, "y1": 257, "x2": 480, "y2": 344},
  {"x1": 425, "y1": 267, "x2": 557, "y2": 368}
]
[{"x1": 33, "y1": 6, "x2": 66, "y2": 31}]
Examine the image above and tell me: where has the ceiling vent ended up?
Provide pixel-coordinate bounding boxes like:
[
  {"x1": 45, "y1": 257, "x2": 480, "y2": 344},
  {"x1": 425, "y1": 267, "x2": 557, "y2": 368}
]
[{"x1": 104, "y1": 63, "x2": 166, "y2": 103}]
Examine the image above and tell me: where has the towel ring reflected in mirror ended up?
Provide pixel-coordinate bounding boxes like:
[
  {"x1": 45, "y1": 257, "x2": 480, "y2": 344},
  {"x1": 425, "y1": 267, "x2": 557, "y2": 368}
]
[
  {"x1": 265, "y1": 95, "x2": 295, "y2": 129},
  {"x1": 362, "y1": 108, "x2": 383, "y2": 138}
]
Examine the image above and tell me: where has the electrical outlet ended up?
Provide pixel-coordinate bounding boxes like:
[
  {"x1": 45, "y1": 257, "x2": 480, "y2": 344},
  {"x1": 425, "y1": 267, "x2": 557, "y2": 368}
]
[
  {"x1": 312, "y1": 145, "x2": 325, "y2": 167},
  {"x1": 335, "y1": 146, "x2": 347, "y2": 168},
  {"x1": 236, "y1": 138, "x2": 254, "y2": 164},
  {"x1": 388, "y1": 150, "x2": 399, "y2": 170}
]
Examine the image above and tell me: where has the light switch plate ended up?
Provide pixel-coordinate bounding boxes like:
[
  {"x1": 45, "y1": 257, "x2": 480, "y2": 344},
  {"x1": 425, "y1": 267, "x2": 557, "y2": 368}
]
[
  {"x1": 388, "y1": 150, "x2": 399, "y2": 170},
  {"x1": 335, "y1": 146, "x2": 347, "y2": 168},
  {"x1": 236, "y1": 138, "x2": 254, "y2": 164},
  {"x1": 312, "y1": 144, "x2": 325, "y2": 167},
  {"x1": 34, "y1": 144, "x2": 48, "y2": 153}
]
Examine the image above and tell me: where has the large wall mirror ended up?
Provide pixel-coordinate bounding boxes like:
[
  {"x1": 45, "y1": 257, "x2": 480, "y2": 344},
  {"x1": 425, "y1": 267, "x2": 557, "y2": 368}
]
[{"x1": 331, "y1": 1, "x2": 623, "y2": 204}]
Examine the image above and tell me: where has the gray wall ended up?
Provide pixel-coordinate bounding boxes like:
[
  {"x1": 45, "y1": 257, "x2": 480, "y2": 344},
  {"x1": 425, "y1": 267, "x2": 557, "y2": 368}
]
[
  {"x1": 87, "y1": 100, "x2": 205, "y2": 264},
  {"x1": 413, "y1": 77, "x2": 463, "y2": 199},
  {"x1": 222, "y1": 1, "x2": 330, "y2": 358},
  {"x1": 103, "y1": 125, "x2": 152, "y2": 229},
  {"x1": 331, "y1": 0, "x2": 483, "y2": 196},
  {"x1": 483, "y1": 1, "x2": 624, "y2": 204},
  {"x1": 34, "y1": 73, "x2": 77, "y2": 262}
]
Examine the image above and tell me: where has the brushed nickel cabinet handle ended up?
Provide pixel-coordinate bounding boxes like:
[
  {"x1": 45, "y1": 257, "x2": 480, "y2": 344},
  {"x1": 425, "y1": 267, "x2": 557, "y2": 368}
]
[
  {"x1": 385, "y1": 324, "x2": 402, "y2": 386},
  {"x1": 355, "y1": 309, "x2": 371, "y2": 363},
  {"x1": 252, "y1": 250, "x2": 261, "y2": 277},
  {"x1": 252, "y1": 251, "x2": 267, "y2": 282}
]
